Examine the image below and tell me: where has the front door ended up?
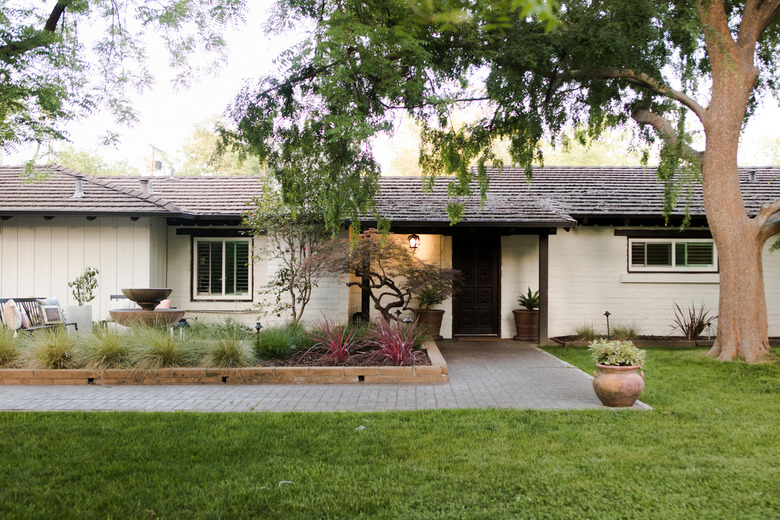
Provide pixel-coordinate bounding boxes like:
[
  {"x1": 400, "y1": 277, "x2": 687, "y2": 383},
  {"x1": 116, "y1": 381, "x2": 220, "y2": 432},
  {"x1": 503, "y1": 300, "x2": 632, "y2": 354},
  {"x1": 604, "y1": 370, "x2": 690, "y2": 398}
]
[{"x1": 452, "y1": 235, "x2": 500, "y2": 335}]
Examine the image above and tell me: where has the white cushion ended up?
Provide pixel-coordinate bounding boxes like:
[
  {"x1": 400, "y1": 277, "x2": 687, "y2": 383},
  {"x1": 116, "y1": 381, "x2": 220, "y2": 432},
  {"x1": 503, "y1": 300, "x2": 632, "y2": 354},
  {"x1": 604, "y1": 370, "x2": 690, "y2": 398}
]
[{"x1": 2, "y1": 300, "x2": 22, "y2": 331}]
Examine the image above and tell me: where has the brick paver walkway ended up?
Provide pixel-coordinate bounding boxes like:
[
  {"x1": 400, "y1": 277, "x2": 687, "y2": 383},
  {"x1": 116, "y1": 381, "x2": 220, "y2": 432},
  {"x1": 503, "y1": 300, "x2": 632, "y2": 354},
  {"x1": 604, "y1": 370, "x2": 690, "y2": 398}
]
[{"x1": 0, "y1": 340, "x2": 649, "y2": 412}]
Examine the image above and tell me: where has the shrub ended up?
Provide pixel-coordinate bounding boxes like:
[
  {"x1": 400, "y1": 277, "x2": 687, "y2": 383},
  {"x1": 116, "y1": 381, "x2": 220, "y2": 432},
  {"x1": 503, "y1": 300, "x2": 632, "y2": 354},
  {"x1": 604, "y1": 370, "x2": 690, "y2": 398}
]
[
  {"x1": 0, "y1": 328, "x2": 21, "y2": 367},
  {"x1": 127, "y1": 326, "x2": 199, "y2": 369},
  {"x1": 611, "y1": 324, "x2": 640, "y2": 340},
  {"x1": 78, "y1": 328, "x2": 129, "y2": 368},
  {"x1": 25, "y1": 327, "x2": 79, "y2": 369},
  {"x1": 364, "y1": 317, "x2": 426, "y2": 366},
  {"x1": 517, "y1": 287, "x2": 540, "y2": 310},
  {"x1": 305, "y1": 318, "x2": 363, "y2": 364},
  {"x1": 575, "y1": 324, "x2": 600, "y2": 341},
  {"x1": 256, "y1": 322, "x2": 311, "y2": 360},
  {"x1": 202, "y1": 337, "x2": 256, "y2": 368},
  {"x1": 671, "y1": 302, "x2": 717, "y2": 339},
  {"x1": 188, "y1": 319, "x2": 254, "y2": 341},
  {"x1": 589, "y1": 339, "x2": 646, "y2": 367}
]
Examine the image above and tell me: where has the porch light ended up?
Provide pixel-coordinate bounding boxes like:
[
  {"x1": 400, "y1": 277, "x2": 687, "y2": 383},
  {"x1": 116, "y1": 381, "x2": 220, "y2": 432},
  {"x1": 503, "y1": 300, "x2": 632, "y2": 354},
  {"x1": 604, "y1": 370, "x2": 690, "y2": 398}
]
[{"x1": 408, "y1": 234, "x2": 420, "y2": 252}]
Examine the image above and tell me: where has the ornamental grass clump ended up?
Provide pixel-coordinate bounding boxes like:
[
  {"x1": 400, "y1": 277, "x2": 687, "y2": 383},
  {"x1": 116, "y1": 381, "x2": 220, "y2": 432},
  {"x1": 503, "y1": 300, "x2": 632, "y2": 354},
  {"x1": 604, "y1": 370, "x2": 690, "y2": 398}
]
[
  {"x1": 127, "y1": 326, "x2": 199, "y2": 369},
  {"x1": 305, "y1": 318, "x2": 363, "y2": 364},
  {"x1": 77, "y1": 329, "x2": 129, "y2": 368},
  {"x1": 589, "y1": 339, "x2": 646, "y2": 367},
  {"x1": 25, "y1": 327, "x2": 79, "y2": 369},
  {"x1": 256, "y1": 322, "x2": 311, "y2": 360},
  {"x1": 202, "y1": 337, "x2": 256, "y2": 368},
  {"x1": 364, "y1": 317, "x2": 425, "y2": 366},
  {"x1": 0, "y1": 328, "x2": 21, "y2": 367}
]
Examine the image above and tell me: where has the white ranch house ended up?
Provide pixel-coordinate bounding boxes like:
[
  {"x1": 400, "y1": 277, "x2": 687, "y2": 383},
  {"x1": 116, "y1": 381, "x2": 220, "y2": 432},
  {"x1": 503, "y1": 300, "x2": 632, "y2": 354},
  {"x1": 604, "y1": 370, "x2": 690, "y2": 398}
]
[{"x1": 2, "y1": 164, "x2": 780, "y2": 341}]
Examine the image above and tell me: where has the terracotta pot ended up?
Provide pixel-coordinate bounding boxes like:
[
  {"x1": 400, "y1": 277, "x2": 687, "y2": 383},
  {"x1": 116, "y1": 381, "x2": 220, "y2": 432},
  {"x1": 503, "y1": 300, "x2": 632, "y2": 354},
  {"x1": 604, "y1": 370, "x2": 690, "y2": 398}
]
[
  {"x1": 592, "y1": 364, "x2": 645, "y2": 407},
  {"x1": 414, "y1": 309, "x2": 445, "y2": 340},
  {"x1": 512, "y1": 309, "x2": 539, "y2": 342}
]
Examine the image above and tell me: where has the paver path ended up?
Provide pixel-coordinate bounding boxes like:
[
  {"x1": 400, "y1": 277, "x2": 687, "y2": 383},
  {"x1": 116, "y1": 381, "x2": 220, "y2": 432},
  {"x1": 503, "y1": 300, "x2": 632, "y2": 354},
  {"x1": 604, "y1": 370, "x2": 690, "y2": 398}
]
[{"x1": 0, "y1": 340, "x2": 649, "y2": 412}]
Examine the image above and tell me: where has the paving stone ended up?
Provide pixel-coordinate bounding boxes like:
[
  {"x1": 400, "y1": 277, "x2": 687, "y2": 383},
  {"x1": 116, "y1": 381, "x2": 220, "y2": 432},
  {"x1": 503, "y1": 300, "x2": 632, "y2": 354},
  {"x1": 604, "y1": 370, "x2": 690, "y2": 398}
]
[{"x1": 0, "y1": 341, "x2": 650, "y2": 412}]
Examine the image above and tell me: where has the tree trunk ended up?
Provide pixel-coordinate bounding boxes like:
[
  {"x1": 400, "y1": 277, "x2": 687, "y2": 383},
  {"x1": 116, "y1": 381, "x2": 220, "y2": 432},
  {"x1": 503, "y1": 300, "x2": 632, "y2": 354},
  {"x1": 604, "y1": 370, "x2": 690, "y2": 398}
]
[{"x1": 700, "y1": 106, "x2": 771, "y2": 362}]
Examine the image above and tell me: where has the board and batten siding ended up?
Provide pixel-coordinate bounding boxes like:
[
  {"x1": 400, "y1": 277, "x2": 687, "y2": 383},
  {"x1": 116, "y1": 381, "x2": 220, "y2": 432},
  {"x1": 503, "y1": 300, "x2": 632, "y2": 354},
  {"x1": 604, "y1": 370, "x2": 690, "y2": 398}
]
[
  {"x1": 0, "y1": 215, "x2": 163, "y2": 322},
  {"x1": 166, "y1": 229, "x2": 351, "y2": 327}
]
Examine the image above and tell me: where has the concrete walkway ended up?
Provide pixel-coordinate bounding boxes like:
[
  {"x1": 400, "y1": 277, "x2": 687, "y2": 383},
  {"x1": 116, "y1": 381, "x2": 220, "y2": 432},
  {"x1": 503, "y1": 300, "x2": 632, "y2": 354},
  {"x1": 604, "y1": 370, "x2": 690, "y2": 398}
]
[{"x1": 0, "y1": 340, "x2": 649, "y2": 412}]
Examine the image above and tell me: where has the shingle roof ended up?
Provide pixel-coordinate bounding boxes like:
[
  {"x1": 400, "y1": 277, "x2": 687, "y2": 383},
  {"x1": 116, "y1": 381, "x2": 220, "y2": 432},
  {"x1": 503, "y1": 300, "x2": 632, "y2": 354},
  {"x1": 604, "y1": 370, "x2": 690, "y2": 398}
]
[
  {"x1": 0, "y1": 165, "x2": 261, "y2": 217},
  {"x1": 374, "y1": 176, "x2": 576, "y2": 226},
  {"x1": 0, "y1": 165, "x2": 180, "y2": 215},
  {"x1": 2, "y1": 164, "x2": 780, "y2": 225}
]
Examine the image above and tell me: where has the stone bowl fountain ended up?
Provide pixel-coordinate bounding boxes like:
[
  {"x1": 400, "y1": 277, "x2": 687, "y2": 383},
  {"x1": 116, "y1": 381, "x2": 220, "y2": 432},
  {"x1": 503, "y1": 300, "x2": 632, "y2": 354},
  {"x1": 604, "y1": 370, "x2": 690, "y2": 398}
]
[{"x1": 109, "y1": 288, "x2": 185, "y2": 327}]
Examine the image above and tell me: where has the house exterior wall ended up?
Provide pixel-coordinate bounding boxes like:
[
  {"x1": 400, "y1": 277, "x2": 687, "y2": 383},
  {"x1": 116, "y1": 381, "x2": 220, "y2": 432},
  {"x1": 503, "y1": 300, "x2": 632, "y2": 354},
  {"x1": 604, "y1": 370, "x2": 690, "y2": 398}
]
[
  {"x1": 500, "y1": 235, "x2": 540, "y2": 339},
  {"x1": 546, "y1": 226, "x2": 780, "y2": 338},
  {"x1": 166, "y1": 228, "x2": 350, "y2": 327},
  {"x1": 0, "y1": 215, "x2": 160, "y2": 322}
]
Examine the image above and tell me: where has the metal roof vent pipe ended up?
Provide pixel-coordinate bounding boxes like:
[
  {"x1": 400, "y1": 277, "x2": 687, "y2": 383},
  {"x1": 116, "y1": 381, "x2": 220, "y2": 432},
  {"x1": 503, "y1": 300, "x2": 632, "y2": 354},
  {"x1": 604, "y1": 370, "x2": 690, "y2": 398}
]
[
  {"x1": 72, "y1": 176, "x2": 84, "y2": 198},
  {"x1": 168, "y1": 167, "x2": 176, "y2": 180},
  {"x1": 139, "y1": 178, "x2": 152, "y2": 196},
  {"x1": 748, "y1": 170, "x2": 757, "y2": 183}
]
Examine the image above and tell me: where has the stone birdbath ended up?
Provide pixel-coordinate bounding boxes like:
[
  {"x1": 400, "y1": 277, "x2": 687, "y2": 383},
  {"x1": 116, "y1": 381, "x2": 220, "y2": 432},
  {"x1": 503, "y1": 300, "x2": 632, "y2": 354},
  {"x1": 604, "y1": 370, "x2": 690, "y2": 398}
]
[{"x1": 109, "y1": 288, "x2": 185, "y2": 327}]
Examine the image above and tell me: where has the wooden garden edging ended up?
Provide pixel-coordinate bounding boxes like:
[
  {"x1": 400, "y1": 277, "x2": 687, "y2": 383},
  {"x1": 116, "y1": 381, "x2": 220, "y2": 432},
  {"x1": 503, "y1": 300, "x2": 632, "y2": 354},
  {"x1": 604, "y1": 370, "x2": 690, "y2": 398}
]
[{"x1": 0, "y1": 341, "x2": 448, "y2": 385}]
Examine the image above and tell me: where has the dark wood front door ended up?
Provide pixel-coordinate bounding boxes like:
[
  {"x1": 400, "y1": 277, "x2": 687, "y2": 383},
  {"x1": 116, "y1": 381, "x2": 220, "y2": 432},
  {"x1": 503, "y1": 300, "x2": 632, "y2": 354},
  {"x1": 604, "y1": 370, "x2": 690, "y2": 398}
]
[{"x1": 452, "y1": 235, "x2": 500, "y2": 335}]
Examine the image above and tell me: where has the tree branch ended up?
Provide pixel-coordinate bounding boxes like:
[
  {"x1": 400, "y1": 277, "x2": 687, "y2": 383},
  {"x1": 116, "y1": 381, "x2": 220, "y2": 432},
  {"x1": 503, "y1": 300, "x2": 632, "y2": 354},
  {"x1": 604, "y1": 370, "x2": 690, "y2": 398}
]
[
  {"x1": 754, "y1": 197, "x2": 780, "y2": 241},
  {"x1": 631, "y1": 109, "x2": 704, "y2": 163},
  {"x1": 0, "y1": 1, "x2": 68, "y2": 60}
]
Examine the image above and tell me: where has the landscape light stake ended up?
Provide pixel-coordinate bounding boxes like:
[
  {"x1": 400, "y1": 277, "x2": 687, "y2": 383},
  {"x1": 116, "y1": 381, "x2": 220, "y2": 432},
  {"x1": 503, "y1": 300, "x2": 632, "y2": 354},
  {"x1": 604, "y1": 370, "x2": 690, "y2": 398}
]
[{"x1": 604, "y1": 311, "x2": 611, "y2": 339}]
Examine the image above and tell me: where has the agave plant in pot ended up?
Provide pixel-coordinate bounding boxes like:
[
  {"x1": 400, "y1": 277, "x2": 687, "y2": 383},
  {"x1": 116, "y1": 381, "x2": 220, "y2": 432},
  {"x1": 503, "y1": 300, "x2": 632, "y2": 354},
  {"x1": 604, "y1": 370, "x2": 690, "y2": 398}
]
[
  {"x1": 513, "y1": 287, "x2": 539, "y2": 342},
  {"x1": 589, "y1": 339, "x2": 646, "y2": 407},
  {"x1": 414, "y1": 284, "x2": 447, "y2": 340}
]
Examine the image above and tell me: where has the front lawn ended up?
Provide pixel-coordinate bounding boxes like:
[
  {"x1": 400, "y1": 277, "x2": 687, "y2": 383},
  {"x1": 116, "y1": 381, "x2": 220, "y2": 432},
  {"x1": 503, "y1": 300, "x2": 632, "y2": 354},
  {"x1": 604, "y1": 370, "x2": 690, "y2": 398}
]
[{"x1": 0, "y1": 347, "x2": 778, "y2": 519}]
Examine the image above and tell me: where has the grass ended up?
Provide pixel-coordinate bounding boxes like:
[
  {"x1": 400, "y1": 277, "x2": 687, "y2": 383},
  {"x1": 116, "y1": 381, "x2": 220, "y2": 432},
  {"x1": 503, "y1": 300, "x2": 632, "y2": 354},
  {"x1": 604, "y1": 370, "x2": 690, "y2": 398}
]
[{"x1": 0, "y1": 347, "x2": 778, "y2": 518}]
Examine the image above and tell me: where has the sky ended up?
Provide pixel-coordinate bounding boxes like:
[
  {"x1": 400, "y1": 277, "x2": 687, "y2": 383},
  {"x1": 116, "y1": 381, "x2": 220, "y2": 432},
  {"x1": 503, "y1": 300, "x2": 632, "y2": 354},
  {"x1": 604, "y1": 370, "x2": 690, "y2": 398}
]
[{"x1": 4, "y1": 4, "x2": 780, "y2": 174}]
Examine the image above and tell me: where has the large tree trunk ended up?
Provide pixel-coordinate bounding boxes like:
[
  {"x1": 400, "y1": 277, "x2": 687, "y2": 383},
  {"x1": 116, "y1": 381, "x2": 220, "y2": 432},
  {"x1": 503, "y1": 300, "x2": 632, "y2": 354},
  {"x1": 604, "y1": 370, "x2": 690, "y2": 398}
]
[{"x1": 697, "y1": 2, "x2": 772, "y2": 362}]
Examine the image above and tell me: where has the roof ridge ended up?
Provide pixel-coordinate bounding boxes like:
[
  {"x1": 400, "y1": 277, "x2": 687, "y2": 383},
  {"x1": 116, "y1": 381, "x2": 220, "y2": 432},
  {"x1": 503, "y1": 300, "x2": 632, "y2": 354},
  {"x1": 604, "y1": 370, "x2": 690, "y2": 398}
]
[{"x1": 50, "y1": 165, "x2": 184, "y2": 214}]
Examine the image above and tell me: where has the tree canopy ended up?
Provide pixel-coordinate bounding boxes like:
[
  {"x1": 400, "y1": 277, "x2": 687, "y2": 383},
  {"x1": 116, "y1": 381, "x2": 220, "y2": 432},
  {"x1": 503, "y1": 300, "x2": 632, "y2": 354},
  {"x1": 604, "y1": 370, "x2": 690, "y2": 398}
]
[
  {"x1": 0, "y1": 0, "x2": 246, "y2": 154},
  {"x1": 227, "y1": 0, "x2": 780, "y2": 361}
]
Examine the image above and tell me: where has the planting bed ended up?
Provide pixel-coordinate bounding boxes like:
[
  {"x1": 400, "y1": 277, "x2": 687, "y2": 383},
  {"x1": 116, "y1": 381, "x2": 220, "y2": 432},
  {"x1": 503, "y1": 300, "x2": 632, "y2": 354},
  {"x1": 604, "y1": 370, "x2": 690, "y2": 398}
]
[{"x1": 0, "y1": 340, "x2": 448, "y2": 385}]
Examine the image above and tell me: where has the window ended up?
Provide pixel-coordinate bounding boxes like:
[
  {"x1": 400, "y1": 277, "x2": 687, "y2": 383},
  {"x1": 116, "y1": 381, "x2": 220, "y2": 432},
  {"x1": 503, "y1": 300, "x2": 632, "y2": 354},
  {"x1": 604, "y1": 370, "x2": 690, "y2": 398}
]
[
  {"x1": 628, "y1": 238, "x2": 717, "y2": 272},
  {"x1": 194, "y1": 238, "x2": 251, "y2": 298}
]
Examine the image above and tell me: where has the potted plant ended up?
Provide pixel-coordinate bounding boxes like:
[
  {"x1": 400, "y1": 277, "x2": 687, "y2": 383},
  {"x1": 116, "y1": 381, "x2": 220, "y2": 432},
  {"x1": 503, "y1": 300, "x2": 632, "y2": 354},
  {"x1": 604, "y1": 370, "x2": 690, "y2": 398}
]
[
  {"x1": 513, "y1": 287, "x2": 540, "y2": 342},
  {"x1": 414, "y1": 284, "x2": 447, "y2": 340},
  {"x1": 67, "y1": 267, "x2": 99, "y2": 334},
  {"x1": 589, "y1": 339, "x2": 646, "y2": 407}
]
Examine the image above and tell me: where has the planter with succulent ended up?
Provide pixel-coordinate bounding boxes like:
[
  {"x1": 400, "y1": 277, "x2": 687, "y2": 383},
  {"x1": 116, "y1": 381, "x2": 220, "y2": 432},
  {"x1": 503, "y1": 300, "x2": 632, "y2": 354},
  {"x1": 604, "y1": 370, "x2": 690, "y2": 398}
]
[
  {"x1": 513, "y1": 287, "x2": 539, "y2": 342},
  {"x1": 589, "y1": 339, "x2": 646, "y2": 407},
  {"x1": 67, "y1": 267, "x2": 99, "y2": 334},
  {"x1": 413, "y1": 284, "x2": 446, "y2": 340}
]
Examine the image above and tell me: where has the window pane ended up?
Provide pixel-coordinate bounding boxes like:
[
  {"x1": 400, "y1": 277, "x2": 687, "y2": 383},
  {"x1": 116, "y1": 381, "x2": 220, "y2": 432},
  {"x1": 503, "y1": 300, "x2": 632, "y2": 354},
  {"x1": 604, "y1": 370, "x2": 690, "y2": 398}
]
[
  {"x1": 235, "y1": 242, "x2": 249, "y2": 293},
  {"x1": 630, "y1": 243, "x2": 646, "y2": 266},
  {"x1": 210, "y1": 242, "x2": 223, "y2": 294},
  {"x1": 685, "y1": 243, "x2": 714, "y2": 266},
  {"x1": 225, "y1": 242, "x2": 236, "y2": 294},
  {"x1": 646, "y1": 243, "x2": 672, "y2": 266},
  {"x1": 675, "y1": 242, "x2": 686, "y2": 266}
]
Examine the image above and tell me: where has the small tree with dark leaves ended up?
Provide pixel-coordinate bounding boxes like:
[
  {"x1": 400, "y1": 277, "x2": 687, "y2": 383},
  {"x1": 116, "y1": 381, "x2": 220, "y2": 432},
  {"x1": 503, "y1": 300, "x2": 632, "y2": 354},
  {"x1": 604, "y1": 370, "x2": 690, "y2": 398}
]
[{"x1": 310, "y1": 229, "x2": 459, "y2": 321}]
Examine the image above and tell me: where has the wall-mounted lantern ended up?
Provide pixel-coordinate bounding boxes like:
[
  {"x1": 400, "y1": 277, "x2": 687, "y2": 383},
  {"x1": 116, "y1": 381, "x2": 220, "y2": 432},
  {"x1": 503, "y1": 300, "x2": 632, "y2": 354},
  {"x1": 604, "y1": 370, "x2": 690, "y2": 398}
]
[{"x1": 408, "y1": 233, "x2": 420, "y2": 253}]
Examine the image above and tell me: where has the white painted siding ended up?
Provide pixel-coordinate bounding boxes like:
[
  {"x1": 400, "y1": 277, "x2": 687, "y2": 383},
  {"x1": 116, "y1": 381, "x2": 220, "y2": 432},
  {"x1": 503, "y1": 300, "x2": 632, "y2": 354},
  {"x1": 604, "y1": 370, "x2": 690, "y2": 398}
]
[
  {"x1": 166, "y1": 228, "x2": 351, "y2": 328},
  {"x1": 0, "y1": 216, "x2": 158, "y2": 322},
  {"x1": 500, "y1": 235, "x2": 540, "y2": 338}
]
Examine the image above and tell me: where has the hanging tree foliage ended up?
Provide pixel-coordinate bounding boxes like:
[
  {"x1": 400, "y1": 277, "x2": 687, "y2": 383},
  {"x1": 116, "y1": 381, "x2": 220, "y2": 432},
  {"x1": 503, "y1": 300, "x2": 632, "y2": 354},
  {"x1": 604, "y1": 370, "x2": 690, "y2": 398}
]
[{"x1": 227, "y1": 0, "x2": 780, "y2": 362}]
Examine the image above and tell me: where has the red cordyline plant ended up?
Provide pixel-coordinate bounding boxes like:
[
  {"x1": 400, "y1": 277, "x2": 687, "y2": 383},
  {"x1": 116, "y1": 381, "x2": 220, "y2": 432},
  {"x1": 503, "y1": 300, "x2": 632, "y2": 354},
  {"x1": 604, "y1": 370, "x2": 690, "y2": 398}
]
[
  {"x1": 305, "y1": 318, "x2": 363, "y2": 364},
  {"x1": 363, "y1": 316, "x2": 426, "y2": 366}
]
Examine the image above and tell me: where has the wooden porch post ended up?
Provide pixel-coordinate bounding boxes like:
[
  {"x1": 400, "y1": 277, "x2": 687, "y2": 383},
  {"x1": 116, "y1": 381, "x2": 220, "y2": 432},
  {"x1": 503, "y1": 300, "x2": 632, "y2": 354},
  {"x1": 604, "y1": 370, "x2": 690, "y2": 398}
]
[{"x1": 539, "y1": 233, "x2": 549, "y2": 345}]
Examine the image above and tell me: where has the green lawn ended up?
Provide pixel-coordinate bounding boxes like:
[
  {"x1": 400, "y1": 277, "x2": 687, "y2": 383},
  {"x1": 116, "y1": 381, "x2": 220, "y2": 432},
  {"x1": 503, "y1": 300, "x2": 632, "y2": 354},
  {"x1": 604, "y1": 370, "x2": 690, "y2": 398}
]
[{"x1": 0, "y1": 347, "x2": 778, "y2": 519}]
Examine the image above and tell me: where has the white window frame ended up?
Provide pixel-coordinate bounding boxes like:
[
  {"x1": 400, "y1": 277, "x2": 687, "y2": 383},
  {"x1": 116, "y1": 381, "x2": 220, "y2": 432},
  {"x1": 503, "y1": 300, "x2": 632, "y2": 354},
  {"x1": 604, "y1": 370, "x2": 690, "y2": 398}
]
[
  {"x1": 193, "y1": 237, "x2": 253, "y2": 300},
  {"x1": 628, "y1": 238, "x2": 718, "y2": 273}
]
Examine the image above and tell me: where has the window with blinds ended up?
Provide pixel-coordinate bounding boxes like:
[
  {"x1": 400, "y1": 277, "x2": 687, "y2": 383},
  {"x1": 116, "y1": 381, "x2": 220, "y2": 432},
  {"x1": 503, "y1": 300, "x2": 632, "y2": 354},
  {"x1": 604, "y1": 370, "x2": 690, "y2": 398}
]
[
  {"x1": 629, "y1": 239, "x2": 716, "y2": 272},
  {"x1": 194, "y1": 239, "x2": 251, "y2": 298}
]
